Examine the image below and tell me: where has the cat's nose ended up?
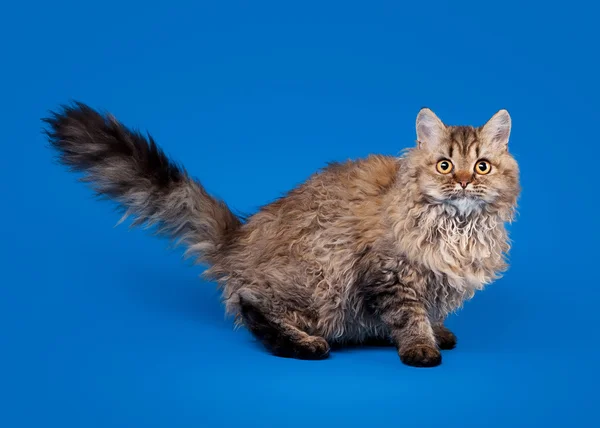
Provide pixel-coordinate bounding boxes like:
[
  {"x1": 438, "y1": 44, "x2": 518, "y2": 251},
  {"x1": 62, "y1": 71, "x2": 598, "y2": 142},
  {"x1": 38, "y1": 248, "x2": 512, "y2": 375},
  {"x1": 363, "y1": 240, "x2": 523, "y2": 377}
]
[{"x1": 454, "y1": 171, "x2": 472, "y2": 189}]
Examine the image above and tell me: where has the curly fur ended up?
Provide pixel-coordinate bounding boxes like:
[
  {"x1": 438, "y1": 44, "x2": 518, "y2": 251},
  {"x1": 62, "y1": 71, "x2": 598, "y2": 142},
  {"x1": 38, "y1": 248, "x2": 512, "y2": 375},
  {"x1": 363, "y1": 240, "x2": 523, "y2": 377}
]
[{"x1": 43, "y1": 103, "x2": 520, "y2": 367}]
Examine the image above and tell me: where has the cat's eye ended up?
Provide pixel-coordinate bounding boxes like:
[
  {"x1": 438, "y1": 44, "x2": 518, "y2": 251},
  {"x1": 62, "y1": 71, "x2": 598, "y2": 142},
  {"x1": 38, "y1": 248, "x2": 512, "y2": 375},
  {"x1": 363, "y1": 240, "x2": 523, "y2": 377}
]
[
  {"x1": 475, "y1": 160, "x2": 491, "y2": 175},
  {"x1": 436, "y1": 159, "x2": 453, "y2": 174}
]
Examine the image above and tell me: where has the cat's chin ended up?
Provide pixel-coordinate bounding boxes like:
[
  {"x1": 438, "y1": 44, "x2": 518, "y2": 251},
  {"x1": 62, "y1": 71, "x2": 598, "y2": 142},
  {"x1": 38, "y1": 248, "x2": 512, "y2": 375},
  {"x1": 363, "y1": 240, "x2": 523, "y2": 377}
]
[{"x1": 444, "y1": 196, "x2": 484, "y2": 215}]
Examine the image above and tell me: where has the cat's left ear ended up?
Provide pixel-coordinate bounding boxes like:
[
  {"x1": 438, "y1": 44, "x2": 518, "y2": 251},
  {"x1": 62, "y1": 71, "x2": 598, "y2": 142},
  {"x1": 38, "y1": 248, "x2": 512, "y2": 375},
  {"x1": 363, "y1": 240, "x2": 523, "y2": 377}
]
[{"x1": 481, "y1": 109, "x2": 511, "y2": 151}]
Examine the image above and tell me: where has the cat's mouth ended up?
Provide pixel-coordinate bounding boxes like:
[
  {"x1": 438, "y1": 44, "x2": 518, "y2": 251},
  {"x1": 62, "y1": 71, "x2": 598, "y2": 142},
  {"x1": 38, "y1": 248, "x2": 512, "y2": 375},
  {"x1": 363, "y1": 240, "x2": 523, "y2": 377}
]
[
  {"x1": 426, "y1": 186, "x2": 487, "y2": 206},
  {"x1": 444, "y1": 191, "x2": 485, "y2": 213},
  {"x1": 448, "y1": 189, "x2": 479, "y2": 200}
]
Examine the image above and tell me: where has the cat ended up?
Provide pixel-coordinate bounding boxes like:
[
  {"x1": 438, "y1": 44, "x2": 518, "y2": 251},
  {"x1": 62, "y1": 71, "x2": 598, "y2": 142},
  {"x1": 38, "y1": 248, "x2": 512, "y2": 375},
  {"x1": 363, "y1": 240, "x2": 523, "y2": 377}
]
[{"x1": 43, "y1": 102, "x2": 520, "y2": 367}]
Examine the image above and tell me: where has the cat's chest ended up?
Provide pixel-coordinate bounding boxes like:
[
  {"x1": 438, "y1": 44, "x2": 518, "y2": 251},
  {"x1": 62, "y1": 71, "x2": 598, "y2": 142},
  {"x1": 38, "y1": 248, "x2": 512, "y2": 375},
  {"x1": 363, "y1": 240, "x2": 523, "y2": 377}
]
[
  {"x1": 418, "y1": 228, "x2": 504, "y2": 317},
  {"x1": 408, "y1": 216, "x2": 507, "y2": 293}
]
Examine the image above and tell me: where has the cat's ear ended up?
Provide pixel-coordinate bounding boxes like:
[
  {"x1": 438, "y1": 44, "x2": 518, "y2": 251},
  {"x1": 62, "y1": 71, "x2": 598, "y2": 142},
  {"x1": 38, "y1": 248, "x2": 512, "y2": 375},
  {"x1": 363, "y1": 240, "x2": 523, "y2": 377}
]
[
  {"x1": 416, "y1": 108, "x2": 446, "y2": 150},
  {"x1": 481, "y1": 109, "x2": 511, "y2": 151}
]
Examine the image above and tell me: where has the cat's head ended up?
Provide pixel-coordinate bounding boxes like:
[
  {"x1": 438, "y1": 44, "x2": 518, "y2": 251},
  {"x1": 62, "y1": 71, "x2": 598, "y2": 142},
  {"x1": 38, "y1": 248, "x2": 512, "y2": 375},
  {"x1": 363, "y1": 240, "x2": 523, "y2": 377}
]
[{"x1": 408, "y1": 108, "x2": 520, "y2": 216}]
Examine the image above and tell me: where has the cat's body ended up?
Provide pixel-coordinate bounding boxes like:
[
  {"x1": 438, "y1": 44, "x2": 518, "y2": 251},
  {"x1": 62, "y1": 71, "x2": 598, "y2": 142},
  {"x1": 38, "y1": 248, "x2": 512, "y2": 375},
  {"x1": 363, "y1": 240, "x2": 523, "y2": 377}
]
[
  {"x1": 214, "y1": 155, "x2": 509, "y2": 341},
  {"x1": 44, "y1": 103, "x2": 520, "y2": 367}
]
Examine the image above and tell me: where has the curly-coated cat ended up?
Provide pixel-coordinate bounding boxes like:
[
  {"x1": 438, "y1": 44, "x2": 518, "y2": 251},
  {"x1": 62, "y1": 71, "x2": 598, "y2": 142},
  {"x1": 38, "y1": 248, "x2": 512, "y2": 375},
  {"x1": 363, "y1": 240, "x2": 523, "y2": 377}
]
[{"x1": 44, "y1": 103, "x2": 520, "y2": 367}]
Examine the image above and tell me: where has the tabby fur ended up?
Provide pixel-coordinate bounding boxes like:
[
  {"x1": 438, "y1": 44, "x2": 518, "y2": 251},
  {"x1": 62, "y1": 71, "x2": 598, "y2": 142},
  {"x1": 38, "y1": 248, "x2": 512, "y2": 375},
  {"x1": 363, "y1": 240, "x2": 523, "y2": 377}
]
[{"x1": 44, "y1": 103, "x2": 520, "y2": 367}]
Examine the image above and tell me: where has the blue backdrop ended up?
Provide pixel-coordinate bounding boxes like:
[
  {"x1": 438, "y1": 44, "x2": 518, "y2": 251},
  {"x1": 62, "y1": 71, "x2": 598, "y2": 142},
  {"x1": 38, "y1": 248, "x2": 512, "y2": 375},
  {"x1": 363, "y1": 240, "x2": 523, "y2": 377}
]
[{"x1": 2, "y1": 1, "x2": 598, "y2": 427}]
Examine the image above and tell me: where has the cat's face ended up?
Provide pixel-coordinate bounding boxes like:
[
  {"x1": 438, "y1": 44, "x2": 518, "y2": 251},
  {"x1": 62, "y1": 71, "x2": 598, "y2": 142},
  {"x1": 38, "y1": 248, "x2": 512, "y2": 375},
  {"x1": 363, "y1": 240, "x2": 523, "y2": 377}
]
[{"x1": 411, "y1": 108, "x2": 520, "y2": 214}]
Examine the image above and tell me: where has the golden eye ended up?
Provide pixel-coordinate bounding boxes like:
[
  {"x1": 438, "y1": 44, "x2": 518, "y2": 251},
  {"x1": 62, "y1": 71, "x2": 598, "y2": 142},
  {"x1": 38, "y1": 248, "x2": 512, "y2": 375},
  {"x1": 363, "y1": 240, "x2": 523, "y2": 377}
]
[
  {"x1": 475, "y1": 160, "x2": 491, "y2": 175},
  {"x1": 436, "y1": 159, "x2": 453, "y2": 174}
]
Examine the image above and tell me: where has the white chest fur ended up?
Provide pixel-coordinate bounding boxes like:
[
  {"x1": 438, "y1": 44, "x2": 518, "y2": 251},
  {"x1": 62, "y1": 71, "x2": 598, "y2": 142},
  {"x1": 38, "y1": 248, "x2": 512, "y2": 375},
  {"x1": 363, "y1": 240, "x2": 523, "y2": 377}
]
[{"x1": 400, "y1": 205, "x2": 508, "y2": 293}]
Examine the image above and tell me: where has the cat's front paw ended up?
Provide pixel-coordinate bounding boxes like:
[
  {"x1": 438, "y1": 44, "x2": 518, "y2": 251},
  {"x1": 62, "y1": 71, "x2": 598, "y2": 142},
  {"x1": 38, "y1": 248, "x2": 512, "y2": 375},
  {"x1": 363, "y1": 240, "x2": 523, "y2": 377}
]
[
  {"x1": 433, "y1": 325, "x2": 457, "y2": 350},
  {"x1": 399, "y1": 345, "x2": 442, "y2": 367}
]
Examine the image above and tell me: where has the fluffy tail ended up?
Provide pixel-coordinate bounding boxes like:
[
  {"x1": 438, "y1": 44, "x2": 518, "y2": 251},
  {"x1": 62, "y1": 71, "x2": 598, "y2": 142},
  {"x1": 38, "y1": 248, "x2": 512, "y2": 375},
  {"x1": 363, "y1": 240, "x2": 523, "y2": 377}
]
[{"x1": 43, "y1": 101, "x2": 241, "y2": 265}]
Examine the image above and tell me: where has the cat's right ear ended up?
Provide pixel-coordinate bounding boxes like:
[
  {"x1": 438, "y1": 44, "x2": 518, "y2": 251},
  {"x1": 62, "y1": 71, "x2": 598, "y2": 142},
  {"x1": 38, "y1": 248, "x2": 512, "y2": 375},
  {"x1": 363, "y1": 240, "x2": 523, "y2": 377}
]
[{"x1": 416, "y1": 108, "x2": 446, "y2": 150}]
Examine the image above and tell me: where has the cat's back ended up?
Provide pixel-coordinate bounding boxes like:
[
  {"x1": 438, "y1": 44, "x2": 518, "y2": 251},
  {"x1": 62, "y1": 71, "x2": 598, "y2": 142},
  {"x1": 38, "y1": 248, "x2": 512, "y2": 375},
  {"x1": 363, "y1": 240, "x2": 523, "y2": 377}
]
[
  {"x1": 315, "y1": 154, "x2": 400, "y2": 196},
  {"x1": 229, "y1": 155, "x2": 399, "y2": 262},
  {"x1": 269, "y1": 154, "x2": 398, "y2": 213}
]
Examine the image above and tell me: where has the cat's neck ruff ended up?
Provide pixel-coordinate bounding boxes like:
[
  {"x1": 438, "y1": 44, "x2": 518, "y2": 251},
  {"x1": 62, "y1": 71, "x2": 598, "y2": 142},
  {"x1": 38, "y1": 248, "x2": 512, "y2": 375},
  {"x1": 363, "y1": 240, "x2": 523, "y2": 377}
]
[{"x1": 390, "y1": 198, "x2": 509, "y2": 294}]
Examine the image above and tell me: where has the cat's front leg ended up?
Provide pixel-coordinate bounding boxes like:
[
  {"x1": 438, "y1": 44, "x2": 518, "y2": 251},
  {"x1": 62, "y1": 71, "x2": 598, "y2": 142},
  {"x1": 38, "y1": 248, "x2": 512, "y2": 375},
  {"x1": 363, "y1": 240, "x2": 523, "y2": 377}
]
[{"x1": 365, "y1": 282, "x2": 441, "y2": 367}]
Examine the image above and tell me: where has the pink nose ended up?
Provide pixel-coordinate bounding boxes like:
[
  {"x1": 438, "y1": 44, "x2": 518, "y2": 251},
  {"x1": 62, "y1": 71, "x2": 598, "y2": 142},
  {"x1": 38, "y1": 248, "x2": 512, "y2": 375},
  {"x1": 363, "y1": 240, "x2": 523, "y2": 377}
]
[{"x1": 459, "y1": 180, "x2": 470, "y2": 189}]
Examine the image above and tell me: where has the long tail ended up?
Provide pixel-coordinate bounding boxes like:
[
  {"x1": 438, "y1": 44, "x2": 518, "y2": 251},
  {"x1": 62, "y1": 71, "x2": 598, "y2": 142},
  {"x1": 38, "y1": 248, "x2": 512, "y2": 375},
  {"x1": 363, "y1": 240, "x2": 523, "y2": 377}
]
[{"x1": 43, "y1": 101, "x2": 241, "y2": 265}]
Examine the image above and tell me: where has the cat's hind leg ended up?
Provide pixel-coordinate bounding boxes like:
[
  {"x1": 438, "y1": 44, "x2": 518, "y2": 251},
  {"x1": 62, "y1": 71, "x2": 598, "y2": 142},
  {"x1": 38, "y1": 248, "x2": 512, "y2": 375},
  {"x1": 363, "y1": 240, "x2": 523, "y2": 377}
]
[{"x1": 237, "y1": 288, "x2": 330, "y2": 360}]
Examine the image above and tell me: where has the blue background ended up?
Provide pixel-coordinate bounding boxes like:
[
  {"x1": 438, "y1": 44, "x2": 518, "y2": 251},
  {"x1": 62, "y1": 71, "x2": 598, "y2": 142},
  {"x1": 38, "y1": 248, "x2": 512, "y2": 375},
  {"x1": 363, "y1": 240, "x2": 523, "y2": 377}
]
[{"x1": 2, "y1": 1, "x2": 599, "y2": 427}]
